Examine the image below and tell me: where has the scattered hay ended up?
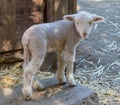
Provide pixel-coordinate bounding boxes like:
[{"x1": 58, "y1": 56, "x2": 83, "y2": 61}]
[
  {"x1": 75, "y1": 58, "x2": 120, "y2": 105},
  {"x1": 0, "y1": 63, "x2": 54, "y2": 89},
  {"x1": 0, "y1": 63, "x2": 23, "y2": 88}
]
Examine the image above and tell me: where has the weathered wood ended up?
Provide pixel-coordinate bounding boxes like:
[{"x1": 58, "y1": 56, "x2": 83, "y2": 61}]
[
  {"x1": 44, "y1": 0, "x2": 69, "y2": 22},
  {"x1": 16, "y1": 0, "x2": 45, "y2": 51},
  {"x1": 44, "y1": 0, "x2": 54, "y2": 22},
  {"x1": 0, "y1": 78, "x2": 99, "y2": 105},
  {"x1": 54, "y1": 0, "x2": 68, "y2": 21},
  {"x1": 0, "y1": 50, "x2": 23, "y2": 63},
  {"x1": 0, "y1": 0, "x2": 45, "y2": 52},
  {"x1": 68, "y1": 0, "x2": 77, "y2": 14},
  {"x1": 30, "y1": 0, "x2": 45, "y2": 23},
  {"x1": 0, "y1": 0, "x2": 16, "y2": 52}
]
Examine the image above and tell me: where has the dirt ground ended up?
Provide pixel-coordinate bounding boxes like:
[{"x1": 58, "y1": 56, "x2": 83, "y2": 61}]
[{"x1": 0, "y1": 0, "x2": 120, "y2": 105}]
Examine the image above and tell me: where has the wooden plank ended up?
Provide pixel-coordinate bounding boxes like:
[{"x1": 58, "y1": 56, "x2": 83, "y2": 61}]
[
  {"x1": 68, "y1": 0, "x2": 77, "y2": 14},
  {"x1": 0, "y1": 49, "x2": 23, "y2": 63},
  {"x1": 0, "y1": 78, "x2": 100, "y2": 105}
]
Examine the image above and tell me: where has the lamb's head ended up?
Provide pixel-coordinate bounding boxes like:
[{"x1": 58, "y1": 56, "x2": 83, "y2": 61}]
[{"x1": 63, "y1": 11, "x2": 105, "y2": 39}]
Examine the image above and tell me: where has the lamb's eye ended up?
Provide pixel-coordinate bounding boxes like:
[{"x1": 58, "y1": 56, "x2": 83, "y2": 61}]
[{"x1": 76, "y1": 22, "x2": 79, "y2": 25}]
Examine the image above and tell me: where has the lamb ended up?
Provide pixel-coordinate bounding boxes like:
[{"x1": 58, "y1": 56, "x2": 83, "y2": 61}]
[{"x1": 22, "y1": 11, "x2": 105, "y2": 100}]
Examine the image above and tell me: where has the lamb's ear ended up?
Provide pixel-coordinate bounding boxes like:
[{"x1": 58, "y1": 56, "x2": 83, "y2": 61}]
[
  {"x1": 63, "y1": 14, "x2": 75, "y2": 22},
  {"x1": 93, "y1": 15, "x2": 105, "y2": 23}
]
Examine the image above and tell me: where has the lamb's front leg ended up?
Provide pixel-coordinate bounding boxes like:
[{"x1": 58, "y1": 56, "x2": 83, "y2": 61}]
[
  {"x1": 64, "y1": 51, "x2": 76, "y2": 86},
  {"x1": 56, "y1": 52, "x2": 66, "y2": 84}
]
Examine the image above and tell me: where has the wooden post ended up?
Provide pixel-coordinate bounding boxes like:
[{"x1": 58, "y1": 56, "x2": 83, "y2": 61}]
[
  {"x1": 44, "y1": 0, "x2": 54, "y2": 22},
  {"x1": 0, "y1": 0, "x2": 16, "y2": 52},
  {"x1": 68, "y1": 0, "x2": 77, "y2": 14},
  {"x1": 44, "y1": 0, "x2": 69, "y2": 22},
  {"x1": 53, "y1": 0, "x2": 68, "y2": 21}
]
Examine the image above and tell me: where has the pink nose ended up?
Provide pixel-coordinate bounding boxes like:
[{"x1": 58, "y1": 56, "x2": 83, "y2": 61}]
[{"x1": 82, "y1": 32, "x2": 87, "y2": 38}]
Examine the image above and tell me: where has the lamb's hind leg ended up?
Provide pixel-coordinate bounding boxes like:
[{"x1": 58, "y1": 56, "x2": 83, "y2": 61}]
[
  {"x1": 22, "y1": 45, "x2": 46, "y2": 100},
  {"x1": 22, "y1": 57, "x2": 45, "y2": 100}
]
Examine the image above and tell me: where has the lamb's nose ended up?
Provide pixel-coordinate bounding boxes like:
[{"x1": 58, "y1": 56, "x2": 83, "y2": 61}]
[{"x1": 82, "y1": 32, "x2": 87, "y2": 38}]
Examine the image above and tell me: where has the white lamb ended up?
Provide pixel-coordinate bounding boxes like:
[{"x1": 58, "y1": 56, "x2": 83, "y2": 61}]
[{"x1": 22, "y1": 11, "x2": 104, "y2": 100}]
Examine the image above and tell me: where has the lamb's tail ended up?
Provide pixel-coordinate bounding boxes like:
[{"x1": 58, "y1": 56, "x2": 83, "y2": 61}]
[
  {"x1": 22, "y1": 32, "x2": 31, "y2": 71},
  {"x1": 23, "y1": 43, "x2": 30, "y2": 70}
]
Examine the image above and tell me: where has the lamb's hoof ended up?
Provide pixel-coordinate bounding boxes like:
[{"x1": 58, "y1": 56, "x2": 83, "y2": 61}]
[
  {"x1": 57, "y1": 77, "x2": 66, "y2": 85},
  {"x1": 68, "y1": 78, "x2": 76, "y2": 87},
  {"x1": 59, "y1": 82, "x2": 66, "y2": 85},
  {"x1": 33, "y1": 81, "x2": 45, "y2": 91},
  {"x1": 22, "y1": 88, "x2": 32, "y2": 101},
  {"x1": 69, "y1": 83, "x2": 76, "y2": 87},
  {"x1": 23, "y1": 95, "x2": 32, "y2": 101}
]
